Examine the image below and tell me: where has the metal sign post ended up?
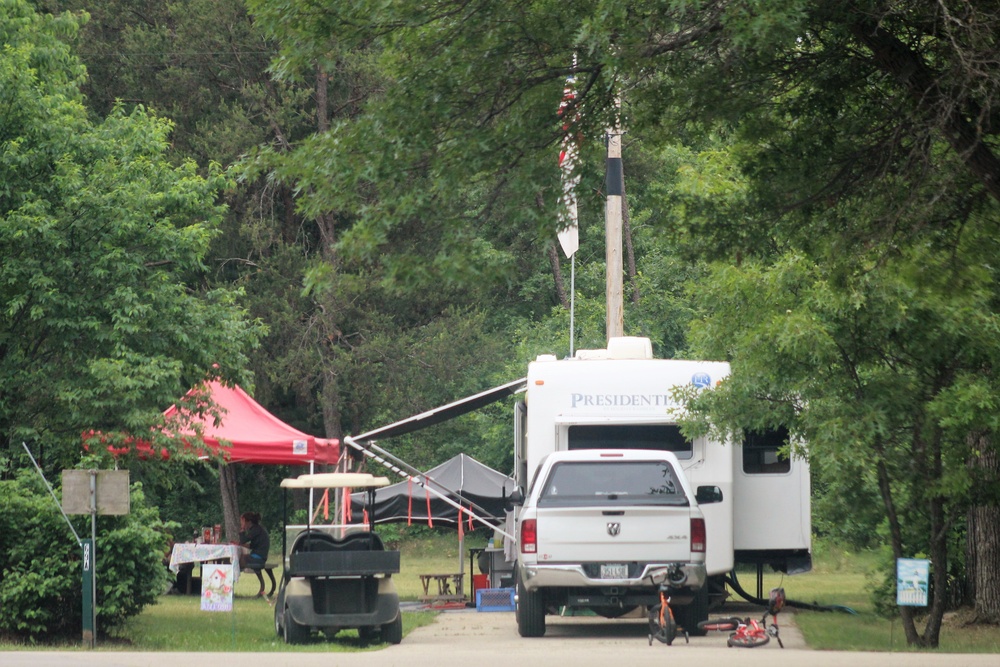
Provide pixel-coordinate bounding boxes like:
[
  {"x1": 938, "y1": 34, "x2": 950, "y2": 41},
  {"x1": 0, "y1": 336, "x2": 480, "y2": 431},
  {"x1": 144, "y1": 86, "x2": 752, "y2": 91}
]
[
  {"x1": 81, "y1": 537, "x2": 95, "y2": 647},
  {"x1": 62, "y1": 468, "x2": 130, "y2": 648}
]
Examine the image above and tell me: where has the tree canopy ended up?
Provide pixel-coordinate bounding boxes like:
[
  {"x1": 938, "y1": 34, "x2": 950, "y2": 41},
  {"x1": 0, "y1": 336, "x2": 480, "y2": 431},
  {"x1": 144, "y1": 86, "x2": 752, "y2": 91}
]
[
  {"x1": 1, "y1": 0, "x2": 262, "y2": 471},
  {"x1": 242, "y1": 0, "x2": 1000, "y2": 644},
  {"x1": 5, "y1": 0, "x2": 1000, "y2": 645}
]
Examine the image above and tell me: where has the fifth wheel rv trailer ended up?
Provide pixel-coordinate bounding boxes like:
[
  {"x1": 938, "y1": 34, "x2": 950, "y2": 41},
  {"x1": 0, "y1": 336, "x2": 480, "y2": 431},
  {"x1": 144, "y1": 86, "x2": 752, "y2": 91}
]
[{"x1": 512, "y1": 337, "x2": 811, "y2": 610}]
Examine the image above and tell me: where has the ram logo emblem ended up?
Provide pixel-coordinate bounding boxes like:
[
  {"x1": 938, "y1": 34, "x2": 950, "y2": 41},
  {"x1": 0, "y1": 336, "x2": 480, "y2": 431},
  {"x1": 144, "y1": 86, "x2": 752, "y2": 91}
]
[{"x1": 607, "y1": 522, "x2": 621, "y2": 537}]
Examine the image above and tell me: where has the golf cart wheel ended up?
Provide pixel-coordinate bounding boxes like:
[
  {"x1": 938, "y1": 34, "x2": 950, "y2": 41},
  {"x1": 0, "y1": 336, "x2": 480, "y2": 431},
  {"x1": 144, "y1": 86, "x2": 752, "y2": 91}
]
[
  {"x1": 381, "y1": 613, "x2": 403, "y2": 645},
  {"x1": 283, "y1": 607, "x2": 309, "y2": 645},
  {"x1": 274, "y1": 606, "x2": 282, "y2": 637}
]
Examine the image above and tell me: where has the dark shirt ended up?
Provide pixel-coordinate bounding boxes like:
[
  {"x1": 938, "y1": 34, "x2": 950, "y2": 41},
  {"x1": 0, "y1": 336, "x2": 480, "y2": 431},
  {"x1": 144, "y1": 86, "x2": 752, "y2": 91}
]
[{"x1": 240, "y1": 523, "x2": 269, "y2": 560}]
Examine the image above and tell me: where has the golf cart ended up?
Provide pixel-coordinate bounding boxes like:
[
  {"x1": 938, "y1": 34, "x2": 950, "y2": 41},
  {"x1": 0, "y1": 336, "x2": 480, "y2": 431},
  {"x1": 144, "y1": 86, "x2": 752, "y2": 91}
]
[{"x1": 274, "y1": 472, "x2": 402, "y2": 645}]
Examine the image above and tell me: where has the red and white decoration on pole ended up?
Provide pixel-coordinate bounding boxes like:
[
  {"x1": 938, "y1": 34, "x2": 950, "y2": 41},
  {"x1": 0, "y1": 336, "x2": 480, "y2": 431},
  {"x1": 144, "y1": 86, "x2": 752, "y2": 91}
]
[{"x1": 557, "y1": 59, "x2": 580, "y2": 259}]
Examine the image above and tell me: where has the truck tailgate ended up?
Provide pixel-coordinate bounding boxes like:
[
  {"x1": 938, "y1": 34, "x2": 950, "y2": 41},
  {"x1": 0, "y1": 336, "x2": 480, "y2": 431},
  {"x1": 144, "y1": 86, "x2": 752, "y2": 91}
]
[{"x1": 535, "y1": 505, "x2": 692, "y2": 563}]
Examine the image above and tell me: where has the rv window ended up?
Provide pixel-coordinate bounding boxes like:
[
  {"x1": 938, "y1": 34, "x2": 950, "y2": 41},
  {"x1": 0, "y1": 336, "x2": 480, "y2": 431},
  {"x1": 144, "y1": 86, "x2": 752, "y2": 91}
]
[
  {"x1": 742, "y1": 427, "x2": 791, "y2": 474},
  {"x1": 538, "y1": 461, "x2": 687, "y2": 507},
  {"x1": 566, "y1": 424, "x2": 693, "y2": 459}
]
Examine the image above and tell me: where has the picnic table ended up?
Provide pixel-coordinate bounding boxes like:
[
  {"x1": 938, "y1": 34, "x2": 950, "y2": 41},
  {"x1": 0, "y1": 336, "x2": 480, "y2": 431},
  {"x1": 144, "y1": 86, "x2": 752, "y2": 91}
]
[{"x1": 419, "y1": 572, "x2": 465, "y2": 602}]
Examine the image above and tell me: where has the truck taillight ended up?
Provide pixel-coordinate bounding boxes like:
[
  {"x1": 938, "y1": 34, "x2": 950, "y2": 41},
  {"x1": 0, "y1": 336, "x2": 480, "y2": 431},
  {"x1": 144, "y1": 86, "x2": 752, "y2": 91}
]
[
  {"x1": 691, "y1": 518, "x2": 706, "y2": 553},
  {"x1": 521, "y1": 519, "x2": 537, "y2": 554}
]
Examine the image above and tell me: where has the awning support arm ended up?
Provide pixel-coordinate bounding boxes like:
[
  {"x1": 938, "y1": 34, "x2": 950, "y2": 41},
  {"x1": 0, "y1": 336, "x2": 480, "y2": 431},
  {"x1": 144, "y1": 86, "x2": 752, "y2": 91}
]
[{"x1": 343, "y1": 436, "x2": 515, "y2": 542}]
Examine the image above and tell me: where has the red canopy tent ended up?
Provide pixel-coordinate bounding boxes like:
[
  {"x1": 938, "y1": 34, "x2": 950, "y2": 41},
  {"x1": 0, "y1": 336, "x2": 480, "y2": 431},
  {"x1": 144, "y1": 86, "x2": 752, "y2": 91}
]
[
  {"x1": 162, "y1": 381, "x2": 339, "y2": 465},
  {"x1": 104, "y1": 381, "x2": 339, "y2": 465}
]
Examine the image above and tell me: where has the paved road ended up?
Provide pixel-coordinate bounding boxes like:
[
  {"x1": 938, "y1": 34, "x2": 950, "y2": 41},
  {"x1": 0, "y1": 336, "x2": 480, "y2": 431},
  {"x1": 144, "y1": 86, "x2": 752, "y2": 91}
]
[{"x1": 2, "y1": 607, "x2": 996, "y2": 667}]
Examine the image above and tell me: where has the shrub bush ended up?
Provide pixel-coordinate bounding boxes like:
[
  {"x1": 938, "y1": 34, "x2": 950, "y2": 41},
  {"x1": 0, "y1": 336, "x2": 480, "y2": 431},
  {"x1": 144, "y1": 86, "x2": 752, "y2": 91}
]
[{"x1": 0, "y1": 470, "x2": 172, "y2": 641}]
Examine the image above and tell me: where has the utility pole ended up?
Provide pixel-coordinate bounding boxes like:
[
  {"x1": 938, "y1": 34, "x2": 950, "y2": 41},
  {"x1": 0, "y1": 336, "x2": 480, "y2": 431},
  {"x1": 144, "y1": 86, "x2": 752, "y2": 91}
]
[{"x1": 605, "y1": 112, "x2": 624, "y2": 341}]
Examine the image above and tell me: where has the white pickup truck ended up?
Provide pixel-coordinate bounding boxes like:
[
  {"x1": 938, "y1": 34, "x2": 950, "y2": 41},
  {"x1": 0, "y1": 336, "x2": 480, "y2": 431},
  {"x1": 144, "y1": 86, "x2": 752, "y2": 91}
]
[{"x1": 513, "y1": 449, "x2": 721, "y2": 637}]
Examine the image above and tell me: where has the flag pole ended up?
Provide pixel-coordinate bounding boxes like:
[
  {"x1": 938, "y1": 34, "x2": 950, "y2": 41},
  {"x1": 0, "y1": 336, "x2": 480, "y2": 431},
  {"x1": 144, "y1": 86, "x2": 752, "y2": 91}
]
[
  {"x1": 558, "y1": 56, "x2": 580, "y2": 358},
  {"x1": 569, "y1": 254, "x2": 575, "y2": 357}
]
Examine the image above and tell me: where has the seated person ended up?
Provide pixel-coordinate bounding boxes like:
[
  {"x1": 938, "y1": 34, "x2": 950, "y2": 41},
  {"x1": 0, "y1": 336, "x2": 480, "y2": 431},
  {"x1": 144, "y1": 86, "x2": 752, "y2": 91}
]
[{"x1": 238, "y1": 511, "x2": 271, "y2": 597}]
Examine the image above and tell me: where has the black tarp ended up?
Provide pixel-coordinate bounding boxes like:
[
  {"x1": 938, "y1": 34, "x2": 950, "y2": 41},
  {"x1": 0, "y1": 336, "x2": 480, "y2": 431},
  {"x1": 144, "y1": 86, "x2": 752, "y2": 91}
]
[{"x1": 349, "y1": 453, "x2": 515, "y2": 526}]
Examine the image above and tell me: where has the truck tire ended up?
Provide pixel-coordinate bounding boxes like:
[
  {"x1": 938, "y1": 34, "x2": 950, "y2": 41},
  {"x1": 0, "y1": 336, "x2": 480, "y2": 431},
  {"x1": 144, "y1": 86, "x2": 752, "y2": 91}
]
[
  {"x1": 516, "y1": 576, "x2": 546, "y2": 637},
  {"x1": 381, "y1": 613, "x2": 403, "y2": 645},
  {"x1": 283, "y1": 607, "x2": 309, "y2": 645},
  {"x1": 674, "y1": 585, "x2": 709, "y2": 636}
]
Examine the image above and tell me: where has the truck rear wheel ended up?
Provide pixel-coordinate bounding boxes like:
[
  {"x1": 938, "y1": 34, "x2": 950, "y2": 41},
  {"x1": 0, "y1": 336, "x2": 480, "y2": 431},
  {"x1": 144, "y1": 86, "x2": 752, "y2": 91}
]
[
  {"x1": 516, "y1": 576, "x2": 546, "y2": 637},
  {"x1": 674, "y1": 585, "x2": 709, "y2": 636}
]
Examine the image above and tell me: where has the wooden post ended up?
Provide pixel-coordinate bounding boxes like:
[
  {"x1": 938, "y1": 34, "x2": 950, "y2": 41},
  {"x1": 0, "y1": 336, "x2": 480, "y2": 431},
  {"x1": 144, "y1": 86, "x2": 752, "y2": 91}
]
[{"x1": 605, "y1": 124, "x2": 624, "y2": 340}]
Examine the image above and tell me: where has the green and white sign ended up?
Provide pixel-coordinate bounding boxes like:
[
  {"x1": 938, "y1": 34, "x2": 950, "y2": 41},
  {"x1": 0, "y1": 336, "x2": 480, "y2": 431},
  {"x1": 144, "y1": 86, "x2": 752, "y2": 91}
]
[{"x1": 896, "y1": 558, "x2": 929, "y2": 607}]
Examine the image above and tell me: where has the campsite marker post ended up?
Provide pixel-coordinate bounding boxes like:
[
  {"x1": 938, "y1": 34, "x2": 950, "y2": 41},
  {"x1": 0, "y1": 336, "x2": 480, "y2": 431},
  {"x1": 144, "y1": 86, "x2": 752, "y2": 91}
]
[{"x1": 62, "y1": 469, "x2": 131, "y2": 648}]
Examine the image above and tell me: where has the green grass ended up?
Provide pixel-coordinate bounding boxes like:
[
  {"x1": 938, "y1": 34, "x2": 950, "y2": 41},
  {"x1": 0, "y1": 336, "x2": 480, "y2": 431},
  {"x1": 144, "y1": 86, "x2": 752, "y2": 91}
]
[
  {"x1": 108, "y1": 590, "x2": 437, "y2": 652},
  {"x1": 4, "y1": 532, "x2": 999, "y2": 652},
  {"x1": 101, "y1": 530, "x2": 474, "y2": 651},
  {"x1": 744, "y1": 541, "x2": 1000, "y2": 653}
]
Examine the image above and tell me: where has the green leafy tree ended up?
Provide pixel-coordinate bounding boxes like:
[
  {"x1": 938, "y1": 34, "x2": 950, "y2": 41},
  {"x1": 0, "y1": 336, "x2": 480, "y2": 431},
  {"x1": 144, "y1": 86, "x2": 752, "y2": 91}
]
[
  {"x1": 240, "y1": 2, "x2": 1000, "y2": 644},
  {"x1": 681, "y1": 233, "x2": 1000, "y2": 647},
  {"x1": 1, "y1": 0, "x2": 262, "y2": 471},
  {"x1": 0, "y1": 469, "x2": 173, "y2": 640}
]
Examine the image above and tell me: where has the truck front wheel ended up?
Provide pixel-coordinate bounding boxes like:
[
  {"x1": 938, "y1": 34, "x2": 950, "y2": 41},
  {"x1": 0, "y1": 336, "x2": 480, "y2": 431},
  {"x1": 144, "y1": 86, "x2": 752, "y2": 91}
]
[{"x1": 516, "y1": 576, "x2": 546, "y2": 637}]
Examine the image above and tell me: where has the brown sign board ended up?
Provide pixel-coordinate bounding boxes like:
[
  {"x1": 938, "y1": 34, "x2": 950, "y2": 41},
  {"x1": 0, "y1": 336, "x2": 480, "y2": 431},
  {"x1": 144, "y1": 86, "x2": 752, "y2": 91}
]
[{"x1": 62, "y1": 470, "x2": 131, "y2": 515}]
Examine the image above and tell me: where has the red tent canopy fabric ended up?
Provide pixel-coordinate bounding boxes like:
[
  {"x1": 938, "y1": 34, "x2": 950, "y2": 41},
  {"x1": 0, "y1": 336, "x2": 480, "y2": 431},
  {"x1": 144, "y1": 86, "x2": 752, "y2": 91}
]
[{"x1": 157, "y1": 381, "x2": 338, "y2": 465}]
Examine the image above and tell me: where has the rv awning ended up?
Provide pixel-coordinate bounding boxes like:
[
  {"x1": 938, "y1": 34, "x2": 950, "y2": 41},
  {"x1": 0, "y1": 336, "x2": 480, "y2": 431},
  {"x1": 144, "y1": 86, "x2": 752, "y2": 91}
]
[{"x1": 351, "y1": 378, "x2": 526, "y2": 443}]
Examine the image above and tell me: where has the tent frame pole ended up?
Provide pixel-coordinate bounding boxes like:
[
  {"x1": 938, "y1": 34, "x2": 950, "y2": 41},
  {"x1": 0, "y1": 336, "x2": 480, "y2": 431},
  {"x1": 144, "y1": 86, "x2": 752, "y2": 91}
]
[{"x1": 342, "y1": 436, "x2": 514, "y2": 542}]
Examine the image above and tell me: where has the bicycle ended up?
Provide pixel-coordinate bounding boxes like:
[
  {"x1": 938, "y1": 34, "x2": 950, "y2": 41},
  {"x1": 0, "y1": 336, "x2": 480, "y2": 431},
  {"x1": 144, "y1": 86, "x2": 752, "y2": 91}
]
[
  {"x1": 646, "y1": 567, "x2": 690, "y2": 646},
  {"x1": 697, "y1": 586, "x2": 785, "y2": 648},
  {"x1": 648, "y1": 590, "x2": 691, "y2": 646}
]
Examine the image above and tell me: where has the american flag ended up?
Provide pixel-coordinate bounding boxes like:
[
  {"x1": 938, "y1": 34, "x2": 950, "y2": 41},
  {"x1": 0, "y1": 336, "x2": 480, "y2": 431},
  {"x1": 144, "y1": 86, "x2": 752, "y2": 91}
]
[{"x1": 557, "y1": 62, "x2": 580, "y2": 258}]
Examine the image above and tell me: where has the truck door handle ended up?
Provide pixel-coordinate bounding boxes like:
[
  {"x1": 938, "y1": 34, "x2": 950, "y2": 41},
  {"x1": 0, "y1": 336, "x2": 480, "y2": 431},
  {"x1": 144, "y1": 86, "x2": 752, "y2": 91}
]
[{"x1": 602, "y1": 511, "x2": 624, "y2": 516}]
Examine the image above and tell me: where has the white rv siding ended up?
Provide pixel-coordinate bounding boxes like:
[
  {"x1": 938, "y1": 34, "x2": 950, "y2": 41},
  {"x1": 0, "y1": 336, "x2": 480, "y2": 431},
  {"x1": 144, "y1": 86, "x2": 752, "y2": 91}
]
[
  {"x1": 732, "y1": 448, "x2": 811, "y2": 553},
  {"x1": 521, "y1": 357, "x2": 735, "y2": 576}
]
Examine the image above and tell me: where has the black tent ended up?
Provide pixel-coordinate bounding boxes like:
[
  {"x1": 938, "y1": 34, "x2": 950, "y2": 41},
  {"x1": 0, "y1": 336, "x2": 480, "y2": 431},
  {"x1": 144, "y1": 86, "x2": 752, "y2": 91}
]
[{"x1": 350, "y1": 453, "x2": 514, "y2": 526}]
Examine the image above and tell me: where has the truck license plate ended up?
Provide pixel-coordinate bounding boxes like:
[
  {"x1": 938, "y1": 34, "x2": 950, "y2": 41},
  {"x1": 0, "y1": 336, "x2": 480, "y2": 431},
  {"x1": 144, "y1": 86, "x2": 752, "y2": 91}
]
[{"x1": 600, "y1": 564, "x2": 627, "y2": 579}]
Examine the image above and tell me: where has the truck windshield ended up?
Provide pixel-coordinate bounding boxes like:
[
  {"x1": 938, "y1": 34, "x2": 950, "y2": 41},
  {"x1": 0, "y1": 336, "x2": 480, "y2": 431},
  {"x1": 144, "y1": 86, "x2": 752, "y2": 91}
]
[
  {"x1": 566, "y1": 424, "x2": 693, "y2": 459},
  {"x1": 538, "y1": 461, "x2": 687, "y2": 506}
]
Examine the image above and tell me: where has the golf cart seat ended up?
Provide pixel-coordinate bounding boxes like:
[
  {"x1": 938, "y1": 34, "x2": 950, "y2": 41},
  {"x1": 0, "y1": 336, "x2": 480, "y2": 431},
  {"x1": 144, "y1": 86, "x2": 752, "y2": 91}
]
[{"x1": 292, "y1": 530, "x2": 385, "y2": 554}]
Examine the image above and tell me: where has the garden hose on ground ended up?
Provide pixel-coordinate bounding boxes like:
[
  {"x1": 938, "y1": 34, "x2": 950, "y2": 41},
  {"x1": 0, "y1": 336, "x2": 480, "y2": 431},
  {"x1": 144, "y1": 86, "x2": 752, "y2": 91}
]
[{"x1": 724, "y1": 569, "x2": 858, "y2": 614}]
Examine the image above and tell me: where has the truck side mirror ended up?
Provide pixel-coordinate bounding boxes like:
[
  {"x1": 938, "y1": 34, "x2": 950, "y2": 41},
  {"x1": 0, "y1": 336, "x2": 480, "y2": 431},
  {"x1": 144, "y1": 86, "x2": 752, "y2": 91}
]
[
  {"x1": 506, "y1": 488, "x2": 525, "y2": 508},
  {"x1": 695, "y1": 485, "x2": 723, "y2": 504}
]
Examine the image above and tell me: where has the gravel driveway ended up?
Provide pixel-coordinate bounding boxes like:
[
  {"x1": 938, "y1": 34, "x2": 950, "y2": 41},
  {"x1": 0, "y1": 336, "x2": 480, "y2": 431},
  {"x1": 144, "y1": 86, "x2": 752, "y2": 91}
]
[{"x1": 5, "y1": 604, "x2": 998, "y2": 667}]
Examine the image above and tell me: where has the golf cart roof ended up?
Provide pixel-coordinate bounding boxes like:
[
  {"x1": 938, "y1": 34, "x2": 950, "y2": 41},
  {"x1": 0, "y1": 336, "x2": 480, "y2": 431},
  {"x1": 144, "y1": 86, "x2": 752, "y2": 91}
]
[{"x1": 280, "y1": 472, "x2": 391, "y2": 489}]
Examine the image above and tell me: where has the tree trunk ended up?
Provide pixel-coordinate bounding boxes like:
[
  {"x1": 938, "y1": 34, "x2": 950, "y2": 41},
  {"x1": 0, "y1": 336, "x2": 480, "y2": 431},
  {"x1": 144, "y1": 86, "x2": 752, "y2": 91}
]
[
  {"x1": 874, "y1": 452, "x2": 922, "y2": 645},
  {"x1": 848, "y1": 19, "x2": 1000, "y2": 203},
  {"x1": 535, "y1": 193, "x2": 570, "y2": 309},
  {"x1": 219, "y1": 462, "x2": 240, "y2": 543},
  {"x1": 968, "y1": 433, "x2": 1000, "y2": 623},
  {"x1": 548, "y1": 244, "x2": 569, "y2": 309}
]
